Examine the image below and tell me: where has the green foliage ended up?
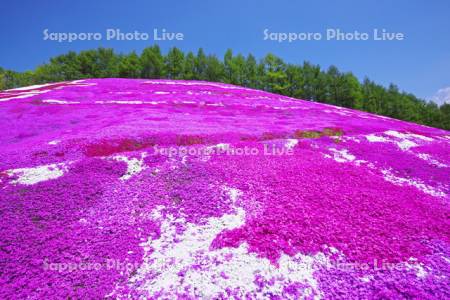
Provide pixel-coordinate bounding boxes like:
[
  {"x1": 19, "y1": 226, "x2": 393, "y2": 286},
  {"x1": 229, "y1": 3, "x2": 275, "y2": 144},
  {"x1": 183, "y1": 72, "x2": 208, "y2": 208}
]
[
  {"x1": 262, "y1": 53, "x2": 289, "y2": 94},
  {"x1": 195, "y1": 48, "x2": 208, "y2": 81},
  {"x1": 118, "y1": 52, "x2": 141, "y2": 78},
  {"x1": 244, "y1": 54, "x2": 258, "y2": 88},
  {"x1": 165, "y1": 47, "x2": 185, "y2": 79},
  {"x1": 0, "y1": 70, "x2": 4, "y2": 90},
  {"x1": 223, "y1": 49, "x2": 234, "y2": 84},
  {"x1": 204, "y1": 55, "x2": 224, "y2": 82},
  {"x1": 1, "y1": 46, "x2": 449, "y2": 130},
  {"x1": 183, "y1": 52, "x2": 196, "y2": 80},
  {"x1": 140, "y1": 45, "x2": 164, "y2": 78}
]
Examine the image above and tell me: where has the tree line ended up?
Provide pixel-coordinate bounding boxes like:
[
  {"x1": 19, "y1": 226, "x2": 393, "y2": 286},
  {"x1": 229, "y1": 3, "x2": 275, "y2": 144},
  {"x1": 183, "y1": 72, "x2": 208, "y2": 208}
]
[{"x1": 0, "y1": 46, "x2": 448, "y2": 130}]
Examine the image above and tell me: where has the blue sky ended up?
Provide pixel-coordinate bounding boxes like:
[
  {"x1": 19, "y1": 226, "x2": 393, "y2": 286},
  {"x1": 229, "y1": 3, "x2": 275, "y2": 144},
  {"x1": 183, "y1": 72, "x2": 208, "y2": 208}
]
[{"x1": 1, "y1": 0, "x2": 449, "y2": 102}]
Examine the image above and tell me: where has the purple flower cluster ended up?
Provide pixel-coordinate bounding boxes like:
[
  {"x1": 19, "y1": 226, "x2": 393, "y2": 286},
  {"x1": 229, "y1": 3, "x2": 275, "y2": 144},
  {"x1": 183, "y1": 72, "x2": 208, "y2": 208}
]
[{"x1": 0, "y1": 79, "x2": 448, "y2": 299}]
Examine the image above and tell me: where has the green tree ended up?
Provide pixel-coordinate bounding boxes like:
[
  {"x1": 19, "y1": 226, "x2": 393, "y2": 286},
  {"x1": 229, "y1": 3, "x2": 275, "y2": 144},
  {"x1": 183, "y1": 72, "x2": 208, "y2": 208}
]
[
  {"x1": 285, "y1": 64, "x2": 304, "y2": 98},
  {"x1": 232, "y1": 54, "x2": 246, "y2": 85},
  {"x1": 140, "y1": 45, "x2": 164, "y2": 78},
  {"x1": 183, "y1": 52, "x2": 196, "y2": 80},
  {"x1": 0, "y1": 67, "x2": 5, "y2": 90},
  {"x1": 341, "y1": 72, "x2": 363, "y2": 109},
  {"x1": 97, "y1": 48, "x2": 119, "y2": 77},
  {"x1": 302, "y1": 62, "x2": 326, "y2": 101},
  {"x1": 77, "y1": 49, "x2": 100, "y2": 78},
  {"x1": 47, "y1": 51, "x2": 82, "y2": 80},
  {"x1": 439, "y1": 103, "x2": 450, "y2": 129},
  {"x1": 118, "y1": 52, "x2": 141, "y2": 78},
  {"x1": 223, "y1": 49, "x2": 234, "y2": 83},
  {"x1": 34, "y1": 64, "x2": 65, "y2": 83},
  {"x1": 165, "y1": 47, "x2": 185, "y2": 79},
  {"x1": 262, "y1": 53, "x2": 288, "y2": 94},
  {"x1": 204, "y1": 55, "x2": 224, "y2": 82},
  {"x1": 195, "y1": 48, "x2": 208, "y2": 80},
  {"x1": 243, "y1": 54, "x2": 258, "y2": 88}
]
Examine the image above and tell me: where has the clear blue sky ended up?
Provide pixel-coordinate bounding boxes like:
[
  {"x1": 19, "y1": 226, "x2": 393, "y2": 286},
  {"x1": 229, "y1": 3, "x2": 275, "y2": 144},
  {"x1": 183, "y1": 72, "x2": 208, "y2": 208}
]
[{"x1": 1, "y1": 0, "x2": 449, "y2": 101}]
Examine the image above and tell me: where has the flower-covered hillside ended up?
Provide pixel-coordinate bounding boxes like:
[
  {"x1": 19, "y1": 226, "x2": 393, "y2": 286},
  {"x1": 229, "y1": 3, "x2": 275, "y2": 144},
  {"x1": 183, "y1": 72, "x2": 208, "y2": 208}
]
[{"x1": 0, "y1": 79, "x2": 449, "y2": 299}]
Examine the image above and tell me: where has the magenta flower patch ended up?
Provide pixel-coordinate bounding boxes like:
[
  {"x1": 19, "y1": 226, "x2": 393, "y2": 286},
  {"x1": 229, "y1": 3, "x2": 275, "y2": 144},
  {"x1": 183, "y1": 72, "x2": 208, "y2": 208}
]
[{"x1": 0, "y1": 79, "x2": 449, "y2": 299}]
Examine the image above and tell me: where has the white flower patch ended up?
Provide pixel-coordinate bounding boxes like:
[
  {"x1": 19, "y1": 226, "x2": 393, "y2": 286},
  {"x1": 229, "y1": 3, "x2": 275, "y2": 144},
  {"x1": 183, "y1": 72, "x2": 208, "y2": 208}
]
[
  {"x1": 101, "y1": 100, "x2": 144, "y2": 104},
  {"x1": 384, "y1": 130, "x2": 433, "y2": 142},
  {"x1": 42, "y1": 99, "x2": 81, "y2": 104},
  {"x1": 396, "y1": 140, "x2": 418, "y2": 151},
  {"x1": 416, "y1": 153, "x2": 448, "y2": 168},
  {"x1": 360, "y1": 275, "x2": 374, "y2": 283},
  {"x1": 373, "y1": 114, "x2": 392, "y2": 120},
  {"x1": 405, "y1": 258, "x2": 428, "y2": 278},
  {"x1": 330, "y1": 109, "x2": 354, "y2": 117},
  {"x1": 147, "y1": 101, "x2": 167, "y2": 105},
  {"x1": 111, "y1": 153, "x2": 148, "y2": 181},
  {"x1": 381, "y1": 169, "x2": 446, "y2": 198},
  {"x1": 205, "y1": 102, "x2": 225, "y2": 107},
  {"x1": 67, "y1": 80, "x2": 85, "y2": 84},
  {"x1": 324, "y1": 148, "x2": 367, "y2": 166},
  {"x1": 0, "y1": 92, "x2": 47, "y2": 102},
  {"x1": 5, "y1": 83, "x2": 55, "y2": 91},
  {"x1": 48, "y1": 140, "x2": 61, "y2": 145},
  {"x1": 366, "y1": 132, "x2": 427, "y2": 151},
  {"x1": 6, "y1": 163, "x2": 69, "y2": 185},
  {"x1": 2, "y1": 80, "x2": 95, "y2": 102},
  {"x1": 365, "y1": 134, "x2": 388, "y2": 143},
  {"x1": 115, "y1": 91, "x2": 133, "y2": 95},
  {"x1": 65, "y1": 80, "x2": 97, "y2": 87},
  {"x1": 330, "y1": 148, "x2": 356, "y2": 163},
  {"x1": 128, "y1": 187, "x2": 323, "y2": 299},
  {"x1": 342, "y1": 136, "x2": 360, "y2": 143},
  {"x1": 223, "y1": 186, "x2": 242, "y2": 202}
]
